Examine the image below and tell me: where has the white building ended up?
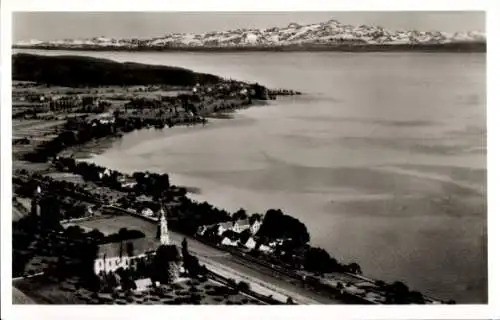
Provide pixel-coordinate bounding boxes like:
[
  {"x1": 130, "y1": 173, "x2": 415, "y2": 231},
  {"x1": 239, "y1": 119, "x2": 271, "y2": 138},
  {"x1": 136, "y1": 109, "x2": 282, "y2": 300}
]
[
  {"x1": 250, "y1": 219, "x2": 262, "y2": 235},
  {"x1": 159, "y1": 207, "x2": 170, "y2": 245},
  {"x1": 221, "y1": 237, "x2": 238, "y2": 247},
  {"x1": 217, "y1": 221, "x2": 234, "y2": 236},
  {"x1": 141, "y1": 208, "x2": 154, "y2": 217},
  {"x1": 93, "y1": 239, "x2": 156, "y2": 275},
  {"x1": 93, "y1": 205, "x2": 171, "y2": 275},
  {"x1": 244, "y1": 237, "x2": 257, "y2": 250},
  {"x1": 232, "y1": 219, "x2": 250, "y2": 233},
  {"x1": 244, "y1": 237, "x2": 273, "y2": 253},
  {"x1": 259, "y1": 245, "x2": 273, "y2": 253}
]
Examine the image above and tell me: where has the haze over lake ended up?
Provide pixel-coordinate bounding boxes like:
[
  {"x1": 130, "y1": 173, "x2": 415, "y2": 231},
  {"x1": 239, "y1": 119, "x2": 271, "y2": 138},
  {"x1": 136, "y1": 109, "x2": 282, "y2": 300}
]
[{"x1": 17, "y1": 49, "x2": 487, "y2": 302}]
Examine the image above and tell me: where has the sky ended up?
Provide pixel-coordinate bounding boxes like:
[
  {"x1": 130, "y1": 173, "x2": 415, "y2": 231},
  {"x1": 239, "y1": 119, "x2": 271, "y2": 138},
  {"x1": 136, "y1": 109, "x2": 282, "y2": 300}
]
[{"x1": 13, "y1": 11, "x2": 485, "y2": 41}]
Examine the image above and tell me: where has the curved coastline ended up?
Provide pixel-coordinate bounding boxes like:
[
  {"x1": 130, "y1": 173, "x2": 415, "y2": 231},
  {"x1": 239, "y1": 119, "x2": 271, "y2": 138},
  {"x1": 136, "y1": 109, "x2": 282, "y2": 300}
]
[
  {"x1": 19, "y1": 94, "x2": 448, "y2": 305},
  {"x1": 11, "y1": 53, "x2": 458, "y2": 304},
  {"x1": 49, "y1": 121, "x2": 446, "y2": 305}
]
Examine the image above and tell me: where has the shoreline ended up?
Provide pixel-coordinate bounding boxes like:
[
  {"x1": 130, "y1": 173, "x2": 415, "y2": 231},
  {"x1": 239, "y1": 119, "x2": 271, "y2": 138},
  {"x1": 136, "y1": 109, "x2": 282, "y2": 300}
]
[
  {"x1": 13, "y1": 42, "x2": 486, "y2": 53},
  {"x1": 64, "y1": 104, "x2": 450, "y2": 304},
  {"x1": 68, "y1": 110, "x2": 244, "y2": 166},
  {"x1": 11, "y1": 54, "x2": 460, "y2": 303}
]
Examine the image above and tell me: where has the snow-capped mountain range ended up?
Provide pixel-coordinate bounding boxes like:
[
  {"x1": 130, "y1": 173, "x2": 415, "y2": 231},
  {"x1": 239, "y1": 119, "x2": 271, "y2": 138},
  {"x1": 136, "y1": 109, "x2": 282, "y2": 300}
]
[{"x1": 14, "y1": 19, "x2": 486, "y2": 50}]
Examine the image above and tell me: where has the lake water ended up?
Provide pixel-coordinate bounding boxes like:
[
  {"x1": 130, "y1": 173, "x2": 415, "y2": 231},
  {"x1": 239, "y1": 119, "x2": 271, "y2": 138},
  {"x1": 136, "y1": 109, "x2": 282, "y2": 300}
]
[{"x1": 17, "y1": 49, "x2": 487, "y2": 303}]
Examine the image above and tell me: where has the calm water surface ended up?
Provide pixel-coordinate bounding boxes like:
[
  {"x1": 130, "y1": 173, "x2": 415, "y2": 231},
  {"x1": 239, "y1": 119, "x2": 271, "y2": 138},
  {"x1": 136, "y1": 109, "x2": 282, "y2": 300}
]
[{"x1": 19, "y1": 49, "x2": 487, "y2": 302}]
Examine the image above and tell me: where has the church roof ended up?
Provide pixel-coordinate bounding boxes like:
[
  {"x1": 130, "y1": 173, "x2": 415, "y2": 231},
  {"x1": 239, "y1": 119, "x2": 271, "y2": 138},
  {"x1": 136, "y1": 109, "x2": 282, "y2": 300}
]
[{"x1": 96, "y1": 236, "x2": 158, "y2": 259}]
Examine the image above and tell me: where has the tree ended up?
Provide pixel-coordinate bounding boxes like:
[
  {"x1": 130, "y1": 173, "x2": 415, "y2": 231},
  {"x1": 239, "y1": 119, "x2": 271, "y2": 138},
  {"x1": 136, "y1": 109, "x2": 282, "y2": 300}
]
[
  {"x1": 303, "y1": 247, "x2": 338, "y2": 274},
  {"x1": 239, "y1": 229, "x2": 252, "y2": 244},
  {"x1": 150, "y1": 244, "x2": 181, "y2": 285},
  {"x1": 391, "y1": 281, "x2": 409, "y2": 296},
  {"x1": 408, "y1": 291, "x2": 425, "y2": 304},
  {"x1": 126, "y1": 241, "x2": 135, "y2": 257},
  {"x1": 257, "y1": 209, "x2": 310, "y2": 247},
  {"x1": 204, "y1": 225, "x2": 220, "y2": 243},
  {"x1": 237, "y1": 281, "x2": 250, "y2": 292},
  {"x1": 345, "y1": 262, "x2": 362, "y2": 275},
  {"x1": 181, "y1": 237, "x2": 199, "y2": 276},
  {"x1": 107, "y1": 271, "x2": 119, "y2": 289},
  {"x1": 188, "y1": 293, "x2": 202, "y2": 304},
  {"x1": 88, "y1": 229, "x2": 105, "y2": 242},
  {"x1": 182, "y1": 238, "x2": 188, "y2": 255},
  {"x1": 65, "y1": 225, "x2": 86, "y2": 239},
  {"x1": 70, "y1": 203, "x2": 88, "y2": 219},
  {"x1": 39, "y1": 195, "x2": 62, "y2": 230},
  {"x1": 184, "y1": 255, "x2": 202, "y2": 278},
  {"x1": 249, "y1": 213, "x2": 261, "y2": 224},
  {"x1": 55, "y1": 256, "x2": 69, "y2": 281},
  {"x1": 386, "y1": 281, "x2": 411, "y2": 304},
  {"x1": 120, "y1": 269, "x2": 136, "y2": 292},
  {"x1": 76, "y1": 242, "x2": 100, "y2": 291},
  {"x1": 252, "y1": 83, "x2": 269, "y2": 100},
  {"x1": 375, "y1": 280, "x2": 386, "y2": 288},
  {"x1": 227, "y1": 278, "x2": 237, "y2": 288},
  {"x1": 232, "y1": 208, "x2": 248, "y2": 221}
]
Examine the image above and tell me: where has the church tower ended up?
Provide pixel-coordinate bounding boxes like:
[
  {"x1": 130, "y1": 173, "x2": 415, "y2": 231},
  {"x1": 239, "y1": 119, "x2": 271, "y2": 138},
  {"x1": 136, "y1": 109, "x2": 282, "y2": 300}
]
[
  {"x1": 159, "y1": 205, "x2": 170, "y2": 246},
  {"x1": 31, "y1": 185, "x2": 42, "y2": 216}
]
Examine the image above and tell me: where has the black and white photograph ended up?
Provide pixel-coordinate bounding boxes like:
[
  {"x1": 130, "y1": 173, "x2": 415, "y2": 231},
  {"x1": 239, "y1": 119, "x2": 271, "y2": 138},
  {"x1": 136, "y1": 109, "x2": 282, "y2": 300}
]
[{"x1": 1, "y1": 3, "x2": 494, "y2": 317}]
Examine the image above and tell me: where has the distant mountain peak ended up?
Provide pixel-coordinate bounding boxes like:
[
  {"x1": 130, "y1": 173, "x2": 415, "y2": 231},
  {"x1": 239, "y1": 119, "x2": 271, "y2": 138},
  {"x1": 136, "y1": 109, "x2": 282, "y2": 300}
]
[
  {"x1": 326, "y1": 19, "x2": 341, "y2": 25},
  {"x1": 14, "y1": 19, "x2": 486, "y2": 51}
]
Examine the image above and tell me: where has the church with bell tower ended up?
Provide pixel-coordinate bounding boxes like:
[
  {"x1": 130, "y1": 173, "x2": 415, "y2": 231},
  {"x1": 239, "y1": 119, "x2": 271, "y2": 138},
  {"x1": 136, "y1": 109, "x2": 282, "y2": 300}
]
[{"x1": 158, "y1": 206, "x2": 170, "y2": 246}]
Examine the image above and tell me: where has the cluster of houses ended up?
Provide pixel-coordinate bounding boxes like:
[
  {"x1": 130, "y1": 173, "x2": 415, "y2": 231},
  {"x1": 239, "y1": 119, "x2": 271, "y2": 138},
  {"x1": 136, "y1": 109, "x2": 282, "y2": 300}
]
[
  {"x1": 196, "y1": 218, "x2": 287, "y2": 254},
  {"x1": 93, "y1": 112, "x2": 116, "y2": 125},
  {"x1": 13, "y1": 93, "x2": 103, "y2": 113},
  {"x1": 96, "y1": 167, "x2": 136, "y2": 190},
  {"x1": 190, "y1": 81, "x2": 265, "y2": 101}
]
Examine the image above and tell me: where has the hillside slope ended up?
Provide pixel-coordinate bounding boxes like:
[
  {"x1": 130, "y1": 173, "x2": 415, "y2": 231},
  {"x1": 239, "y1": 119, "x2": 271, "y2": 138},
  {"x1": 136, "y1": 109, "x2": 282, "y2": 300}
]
[{"x1": 12, "y1": 53, "x2": 221, "y2": 87}]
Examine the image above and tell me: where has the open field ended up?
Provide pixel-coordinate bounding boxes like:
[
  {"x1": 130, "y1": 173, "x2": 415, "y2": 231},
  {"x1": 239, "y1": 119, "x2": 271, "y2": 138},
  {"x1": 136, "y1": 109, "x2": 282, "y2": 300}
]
[
  {"x1": 13, "y1": 119, "x2": 66, "y2": 134},
  {"x1": 12, "y1": 161, "x2": 52, "y2": 173},
  {"x1": 69, "y1": 213, "x2": 156, "y2": 235},
  {"x1": 44, "y1": 172, "x2": 87, "y2": 185},
  {"x1": 62, "y1": 214, "x2": 133, "y2": 236}
]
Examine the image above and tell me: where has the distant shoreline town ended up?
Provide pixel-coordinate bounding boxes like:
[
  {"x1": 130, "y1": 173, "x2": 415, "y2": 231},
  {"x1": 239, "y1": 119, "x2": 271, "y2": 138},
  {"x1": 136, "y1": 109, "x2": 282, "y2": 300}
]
[{"x1": 14, "y1": 19, "x2": 486, "y2": 53}]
